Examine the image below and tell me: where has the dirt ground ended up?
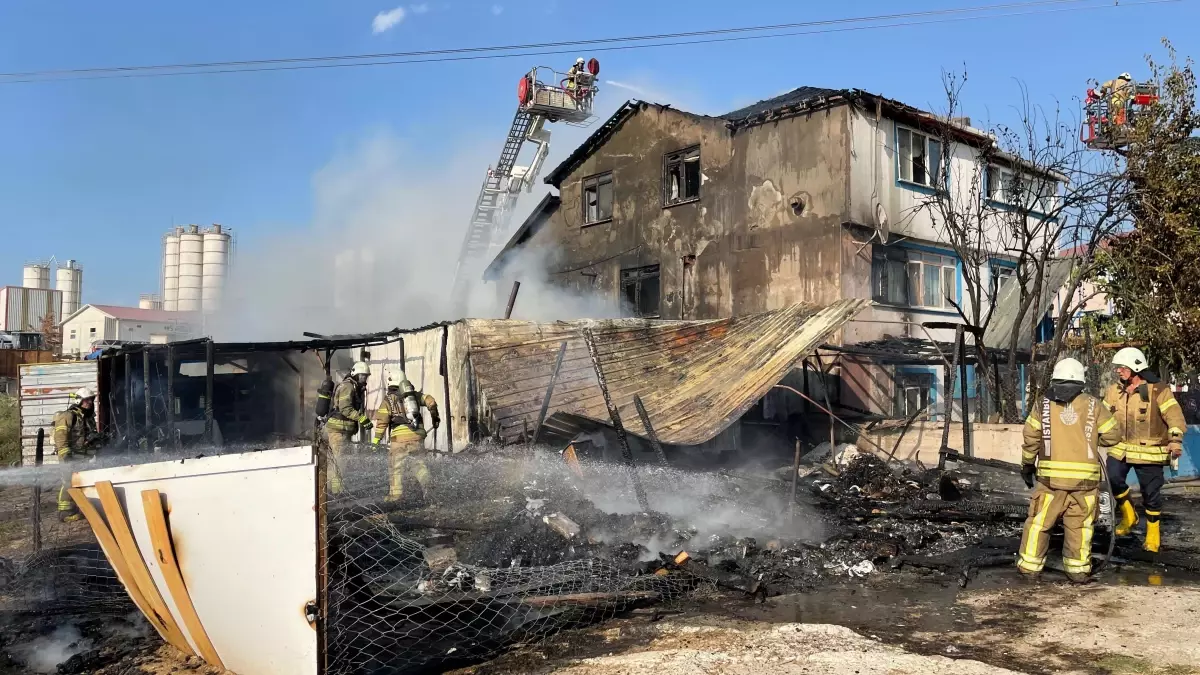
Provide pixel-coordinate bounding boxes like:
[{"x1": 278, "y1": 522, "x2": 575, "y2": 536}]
[{"x1": 461, "y1": 570, "x2": 1200, "y2": 675}]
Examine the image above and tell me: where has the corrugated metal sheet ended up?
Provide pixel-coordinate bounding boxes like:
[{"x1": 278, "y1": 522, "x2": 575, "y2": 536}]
[
  {"x1": 466, "y1": 299, "x2": 868, "y2": 447},
  {"x1": 18, "y1": 361, "x2": 99, "y2": 465},
  {"x1": 1, "y1": 286, "x2": 63, "y2": 332},
  {"x1": 983, "y1": 258, "x2": 1075, "y2": 351}
]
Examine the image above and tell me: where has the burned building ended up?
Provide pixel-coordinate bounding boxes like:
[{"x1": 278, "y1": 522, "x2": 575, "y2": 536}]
[{"x1": 486, "y1": 87, "x2": 1064, "y2": 423}]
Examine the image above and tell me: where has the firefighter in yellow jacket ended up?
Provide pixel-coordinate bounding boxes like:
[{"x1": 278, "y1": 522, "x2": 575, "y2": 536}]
[
  {"x1": 54, "y1": 387, "x2": 99, "y2": 521},
  {"x1": 1018, "y1": 358, "x2": 1121, "y2": 582},
  {"x1": 1099, "y1": 72, "x2": 1134, "y2": 126},
  {"x1": 1104, "y1": 347, "x2": 1186, "y2": 553},
  {"x1": 374, "y1": 374, "x2": 439, "y2": 504},
  {"x1": 323, "y1": 361, "x2": 372, "y2": 493}
]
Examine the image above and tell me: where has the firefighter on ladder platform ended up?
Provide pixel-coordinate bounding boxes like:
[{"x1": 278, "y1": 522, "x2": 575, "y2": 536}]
[
  {"x1": 1083, "y1": 72, "x2": 1157, "y2": 149},
  {"x1": 1099, "y1": 72, "x2": 1135, "y2": 126}
]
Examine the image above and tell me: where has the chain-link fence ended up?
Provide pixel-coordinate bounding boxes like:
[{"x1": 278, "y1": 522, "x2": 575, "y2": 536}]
[{"x1": 319, "y1": 447, "x2": 721, "y2": 674}]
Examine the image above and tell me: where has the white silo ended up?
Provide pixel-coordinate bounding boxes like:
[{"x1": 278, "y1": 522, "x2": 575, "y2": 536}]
[
  {"x1": 22, "y1": 261, "x2": 50, "y2": 289},
  {"x1": 55, "y1": 260, "x2": 83, "y2": 316},
  {"x1": 139, "y1": 294, "x2": 163, "y2": 310},
  {"x1": 177, "y1": 225, "x2": 204, "y2": 312},
  {"x1": 201, "y1": 224, "x2": 231, "y2": 313},
  {"x1": 162, "y1": 227, "x2": 182, "y2": 311}
]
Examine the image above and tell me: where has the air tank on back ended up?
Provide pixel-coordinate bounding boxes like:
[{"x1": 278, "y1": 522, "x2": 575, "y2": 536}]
[
  {"x1": 177, "y1": 225, "x2": 204, "y2": 312},
  {"x1": 201, "y1": 224, "x2": 231, "y2": 313},
  {"x1": 22, "y1": 262, "x2": 50, "y2": 289},
  {"x1": 162, "y1": 227, "x2": 182, "y2": 311},
  {"x1": 55, "y1": 260, "x2": 83, "y2": 316}
]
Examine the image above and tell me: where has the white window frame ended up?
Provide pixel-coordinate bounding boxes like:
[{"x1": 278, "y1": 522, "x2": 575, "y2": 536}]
[
  {"x1": 896, "y1": 126, "x2": 944, "y2": 189},
  {"x1": 987, "y1": 164, "x2": 1057, "y2": 214}
]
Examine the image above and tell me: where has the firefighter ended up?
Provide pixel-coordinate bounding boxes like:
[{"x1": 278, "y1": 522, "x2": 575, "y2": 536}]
[
  {"x1": 1017, "y1": 358, "x2": 1121, "y2": 582},
  {"x1": 1104, "y1": 347, "x2": 1186, "y2": 553},
  {"x1": 54, "y1": 387, "x2": 99, "y2": 522},
  {"x1": 373, "y1": 375, "x2": 439, "y2": 504},
  {"x1": 323, "y1": 361, "x2": 372, "y2": 493},
  {"x1": 1099, "y1": 72, "x2": 1134, "y2": 126},
  {"x1": 566, "y1": 57, "x2": 586, "y2": 91}
]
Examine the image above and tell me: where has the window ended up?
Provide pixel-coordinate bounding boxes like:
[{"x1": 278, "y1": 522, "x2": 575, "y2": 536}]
[
  {"x1": 987, "y1": 165, "x2": 1057, "y2": 213},
  {"x1": 894, "y1": 371, "x2": 935, "y2": 418},
  {"x1": 872, "y1": 247, "x2": 958, "y2": 310},
  {"x1": 663, "y1": 146, "x2": 700, "y2": 206},
  {"x1": 582, "y1": 171, "x2": 613, "y2": 224},
  {"x1": 897, "y1": 127, "x2": 943, "y2": 188},
  {"x1": 69, "y1": 330, "x2": 76, "y2": 340},
  {"x1": 990, "y1": 264, "x2": 1016, "y2": 303},
  {"x1": 620, "y1": 265, "x2": 661, "y2": 318},
  {"x1": 89, "y1": 327, "x2": 96, "y2": 335}
]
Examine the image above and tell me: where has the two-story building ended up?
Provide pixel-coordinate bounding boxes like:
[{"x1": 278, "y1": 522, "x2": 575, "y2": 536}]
[{"x1": 486, "y1": 87, "x2": 1060, "y2": 426}]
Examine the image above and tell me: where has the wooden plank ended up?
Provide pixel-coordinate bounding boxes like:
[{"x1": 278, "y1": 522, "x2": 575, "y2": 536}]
[
  {"x1": 67, "y1": 488, "x2": 170, "y2": 646},
  {"x1": 141, "y1": 489, "x2": 225, "y2": 669},
  {"x1": 93, "y1": 480, "x2": 195, "y2": 655}
]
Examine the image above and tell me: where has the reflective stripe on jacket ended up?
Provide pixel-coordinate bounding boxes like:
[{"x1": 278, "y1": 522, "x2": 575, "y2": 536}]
[
  {"x1": 1023, "y1": 393, "x2": 1120, "y2": 490},
  {"x1": 53, "y1": 405, "x2": 96, "y2": 460},
  {"x1": 1103, "y1": 383, "x2": 1187, "y2": 465},
  {"x1": 374, "y1": 391, "x2": 438, "y2": 443},
  {"x1": 325, "y1": 377, "x2": 368, "y2": 433}
]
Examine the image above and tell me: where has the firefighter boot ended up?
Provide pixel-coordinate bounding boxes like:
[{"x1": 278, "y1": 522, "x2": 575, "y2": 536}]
[
  {"x1": 1144, "y1": 511, "x2": 1162, "y2": 553},
  {"x1": 1116, "y1": 496, "x2": 1139, "y2": 537}
]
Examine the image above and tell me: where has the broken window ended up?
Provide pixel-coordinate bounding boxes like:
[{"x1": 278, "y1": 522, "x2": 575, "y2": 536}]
[
  {"x1": 582, "y1": 171, "x2": 613, "y2": 225},
  {"x1": 872, "y1": 246, "x2": 958, "y2": 310},
  {"x1": 620, "y1": 264, "x2": 661, "y2": 318},
  {"x1": 897, "y1": 127, "x2": 943, "y2": 189},
  {"x1": 894, "y1": 370, "x2": 935, "y2": 418},
  {"x1": 990, "y1": 263, "x2": 1016, "y2": 305},
  {"x1": 663, "y1": 146, "x2": 700, "y2": 206}
]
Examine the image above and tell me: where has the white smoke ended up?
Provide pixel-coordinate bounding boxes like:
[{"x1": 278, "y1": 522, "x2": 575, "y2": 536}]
[{"x1": 9, "y1": 623, "x2": 93, "y2": 673}]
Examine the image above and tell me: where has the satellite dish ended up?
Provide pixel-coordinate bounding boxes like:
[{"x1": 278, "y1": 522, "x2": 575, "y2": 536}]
[{"x1": 874, "y1": 202, "x2": 890, "y2": 245}]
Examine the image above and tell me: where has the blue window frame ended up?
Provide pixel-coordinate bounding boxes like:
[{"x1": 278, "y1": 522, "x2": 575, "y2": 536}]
[
  {"x1": 984, "y1": 164, "x2": 1058, "y2": 219},
  {"x1": 872, "y1": 243, "x2": 962, "y2": 312},
  {"x1": 988, "y1": 258, "x2": 1018, "y2": 304}
]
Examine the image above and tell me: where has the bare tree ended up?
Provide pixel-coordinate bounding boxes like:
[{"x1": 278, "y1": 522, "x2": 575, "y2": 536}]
[{"x1": 911, "y1": 71, "x2": 1128, "y2": 421}]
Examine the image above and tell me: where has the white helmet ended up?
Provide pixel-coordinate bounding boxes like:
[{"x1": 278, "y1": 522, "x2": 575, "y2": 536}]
[
  {"x1": 351, "y1": 361, "x2": 370, "y2": 377},
  {"x1": 1050, "y1": 358, "x2": 1087, "y2": 383},
  {"x1": 385, "y1": 370, "x2": 404, "y2": 388},
  {"x1": 1119, "y1": 72, "x2": 1132, "y2": 81},
  {"x1": 1112, "y1": 347, "x2": 1149, "y2": 373},
  {"x1": 575, "y1": 57, "x2": 585, "y2": 66},
  {"x1": 74, "y1": 387, "x2": 96, "y2": 400}
]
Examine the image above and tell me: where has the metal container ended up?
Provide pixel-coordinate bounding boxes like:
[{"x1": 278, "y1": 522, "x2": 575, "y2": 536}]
[
  {"x1": 202, "y1": 224, "x2": 231, "y2": 313},
  {"x1": 178, "y1": 225, "x2": 204, "y2": 312},
  {"x1": 163, "y1": 228, "x2": 182, "y2": 311},
  {"x1": 0, "y1": 286, "x2": 63, "y2": 332},
  {"x1": 139, "y1": 294, "x2": 163, "y2": 310},
  {"x1": 22, "y1": 262, "x2": 50, "y2": 290},
  {"x1": 18, "y1": 360, "x2": 99, "y2": 465},
  {"x1": 56, "y1": 259, "x2": 83, "y2": 317}
]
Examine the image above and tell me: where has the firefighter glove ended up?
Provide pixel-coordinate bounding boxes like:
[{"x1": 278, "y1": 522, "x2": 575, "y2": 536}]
[
  {"x1": 359, "y1": 419, "x2": 373, "y2": 432},
  {"x1": 1021, "y1": 464, "x2": 1036, "y2": 489},
  {"x1": 1170, "y1": 441, "x2": 1183, "y2": 459},
  {"x1": 431, "y1": 414, "x2": 441, "y2": 430}
]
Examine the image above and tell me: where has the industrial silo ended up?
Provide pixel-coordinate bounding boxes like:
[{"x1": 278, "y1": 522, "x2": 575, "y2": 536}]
[
  {"x1": 139, "y1": 294, "x2": 163, "y2": 310},
  {"x1": 177, "y1": 225, "x2": 204, "y2": 312},
  {"x1": 201, "y1": 224, "x2": 231, "y2": 313},
  {"x1": 22, "y1": 261, "x2": 50, "y2": 289},
  {"x1": 55, "y1": 260, "x2": 83, "y2": 316},
  {"x1": 162, "y1": 227, "x2": 182, "y2": 311}
]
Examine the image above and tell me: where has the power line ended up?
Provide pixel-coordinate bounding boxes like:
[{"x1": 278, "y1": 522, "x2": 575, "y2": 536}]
[{"x1": 0, "y1": 0, "x2": 1178, "y2": 85}]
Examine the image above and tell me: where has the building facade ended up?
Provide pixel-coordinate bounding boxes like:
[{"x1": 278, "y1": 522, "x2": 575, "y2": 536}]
[
  {"x1": 488, "y1": 87, "x2": 1059, "y2": 422},
  {"x1": 60, "y1": 304, "x2": 199, "y2": 357}
]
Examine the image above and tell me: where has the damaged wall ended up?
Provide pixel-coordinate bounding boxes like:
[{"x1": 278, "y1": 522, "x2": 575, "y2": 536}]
[{"x1": 526, "y1": 104, "x2": 851, "y2": 322}]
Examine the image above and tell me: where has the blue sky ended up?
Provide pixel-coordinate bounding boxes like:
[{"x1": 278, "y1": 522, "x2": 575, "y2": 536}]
[{"x1": 0, "y1": 0, "x2": 1194, "y2": 306}]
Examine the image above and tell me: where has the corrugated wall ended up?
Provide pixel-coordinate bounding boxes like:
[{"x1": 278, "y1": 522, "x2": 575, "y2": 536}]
[
  {"x1": 1, "y1": 286, "x2": 63, "y2": 332},
  {"x1": 18, "y1": 361, "x2": 100, "y2": 465}
]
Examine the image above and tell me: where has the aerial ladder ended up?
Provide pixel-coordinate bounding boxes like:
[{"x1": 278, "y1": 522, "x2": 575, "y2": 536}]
[
  {"x1": 1081, "y1": 72, "x2": 1160, "y2": 152},
  {"x1": 449, "y1": 59, "x2": 601, "y2": 313}
]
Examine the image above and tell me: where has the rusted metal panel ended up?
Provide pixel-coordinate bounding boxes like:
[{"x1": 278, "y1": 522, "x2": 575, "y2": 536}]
[
  {"x1": 18, "y1": 361, "x2": 99, "y2": 465},
  {"x1": 466, "y1": 299, "x2": 867, "y2": 446},
  {"x1": 0, "y1": 349, "x2": 53, "y2": 380}
]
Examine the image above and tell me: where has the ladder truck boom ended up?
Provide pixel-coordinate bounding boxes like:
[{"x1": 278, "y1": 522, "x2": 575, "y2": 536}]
[{"x1": 449, "y1": 59, "x2": 600, "y2": 314}]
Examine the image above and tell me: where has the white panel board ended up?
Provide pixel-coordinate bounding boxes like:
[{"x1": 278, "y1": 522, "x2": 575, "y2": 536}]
[
  {"x1": 19, "y1": 361, "x2": 100, "y2": 465},
  {"x1": 72, "y1": 447, "x2": 318, "y2": 675}
]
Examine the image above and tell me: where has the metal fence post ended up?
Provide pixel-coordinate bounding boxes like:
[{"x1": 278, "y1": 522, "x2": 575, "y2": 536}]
[{"x1": 31, "y1": 428, "x2": 43, "y2": 555}]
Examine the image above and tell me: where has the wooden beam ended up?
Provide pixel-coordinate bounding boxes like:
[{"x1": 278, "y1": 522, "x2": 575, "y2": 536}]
[
  {"x1": 93, "y1": 481, "x2": 194, "y2": 655},
  {"x1": 140, "y1": 490, "x2": 225, "y2": 669}
]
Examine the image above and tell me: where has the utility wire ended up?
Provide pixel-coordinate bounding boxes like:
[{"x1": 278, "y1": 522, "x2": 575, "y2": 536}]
[{"x1": 0, "y1": 0, "x2": 1178, "y2": 85}]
